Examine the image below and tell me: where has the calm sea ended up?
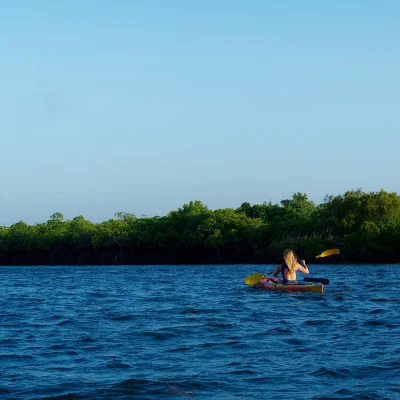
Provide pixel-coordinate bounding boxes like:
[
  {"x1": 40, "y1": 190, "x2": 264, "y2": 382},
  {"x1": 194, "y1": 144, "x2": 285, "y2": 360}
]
[{"x1": 1, "y1": 264, "x2": 399, "y2": 399}]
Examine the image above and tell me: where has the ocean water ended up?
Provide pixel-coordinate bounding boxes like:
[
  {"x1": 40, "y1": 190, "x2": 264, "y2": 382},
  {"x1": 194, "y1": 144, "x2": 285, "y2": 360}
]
[{"x1": 1, "y1": 264, "x2": 399, "y2": 399}]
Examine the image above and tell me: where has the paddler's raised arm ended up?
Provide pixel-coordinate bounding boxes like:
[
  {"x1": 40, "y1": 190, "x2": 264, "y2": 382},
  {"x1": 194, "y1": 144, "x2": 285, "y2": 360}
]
[{"x1": 297, "y1": 260, "x2": 309, "y2": 274}]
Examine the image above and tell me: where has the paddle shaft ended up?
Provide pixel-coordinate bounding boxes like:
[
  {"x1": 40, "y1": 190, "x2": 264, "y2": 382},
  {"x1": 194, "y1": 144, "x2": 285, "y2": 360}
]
[{"x1": 303, "y1": 277, "x2": 330, "y2": 285}]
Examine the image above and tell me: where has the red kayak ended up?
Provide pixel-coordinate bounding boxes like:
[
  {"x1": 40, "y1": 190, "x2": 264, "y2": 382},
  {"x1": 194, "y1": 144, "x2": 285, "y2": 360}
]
[{"x1": 254, "y1": 277, "x2": 324, "y2": 294}]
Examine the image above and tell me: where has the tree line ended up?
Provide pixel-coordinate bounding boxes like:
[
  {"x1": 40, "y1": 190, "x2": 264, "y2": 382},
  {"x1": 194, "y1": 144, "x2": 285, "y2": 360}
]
[{"x1": 1, "y1": 189, "x2": 399, "y2": 265}]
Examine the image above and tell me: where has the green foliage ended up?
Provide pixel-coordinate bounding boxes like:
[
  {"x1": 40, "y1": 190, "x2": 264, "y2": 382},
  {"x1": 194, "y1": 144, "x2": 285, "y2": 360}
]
[{"x1": 1, "y1": 189, "x2": 400, "y2": 262}]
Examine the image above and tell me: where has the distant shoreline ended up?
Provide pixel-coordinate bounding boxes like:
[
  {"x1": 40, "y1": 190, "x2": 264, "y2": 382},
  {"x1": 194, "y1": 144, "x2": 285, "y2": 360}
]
[
  {"x1": 2, "y1": 190, "x2": 400, "y2": 266},
  {"x1": 1, "y1": 262, "x2": 399, "y2": 266},
  {"x1": 1, "y1": 247, "x2": 399, "y2": 266}
]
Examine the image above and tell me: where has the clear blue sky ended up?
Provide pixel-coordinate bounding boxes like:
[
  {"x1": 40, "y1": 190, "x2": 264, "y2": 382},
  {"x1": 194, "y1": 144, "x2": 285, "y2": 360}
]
[{"x1": 1, "y1": 0, "x2": 399, "y2": 226}]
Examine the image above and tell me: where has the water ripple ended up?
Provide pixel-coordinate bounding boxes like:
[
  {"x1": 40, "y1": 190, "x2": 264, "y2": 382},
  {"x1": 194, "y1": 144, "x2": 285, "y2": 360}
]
[{"x1": 0, "y1": 264, "x2": 399, "y2": 399}]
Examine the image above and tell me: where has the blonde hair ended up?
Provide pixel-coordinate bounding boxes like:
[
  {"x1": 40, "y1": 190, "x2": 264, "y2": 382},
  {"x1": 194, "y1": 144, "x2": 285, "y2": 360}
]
[{"x1": 283, "y1": 249, "x2": 297, "y2": 272}]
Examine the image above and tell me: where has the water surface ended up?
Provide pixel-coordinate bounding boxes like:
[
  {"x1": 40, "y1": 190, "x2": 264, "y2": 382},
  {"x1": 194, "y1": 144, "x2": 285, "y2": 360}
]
[{"x1": 1, "y1": 264, "x2": 399, "y2": 399}]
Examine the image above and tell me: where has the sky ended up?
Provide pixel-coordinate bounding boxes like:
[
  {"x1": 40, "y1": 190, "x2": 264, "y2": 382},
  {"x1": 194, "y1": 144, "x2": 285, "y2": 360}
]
[{"x1": 1, "y1": 0, "x2": 399, "y2": 226}]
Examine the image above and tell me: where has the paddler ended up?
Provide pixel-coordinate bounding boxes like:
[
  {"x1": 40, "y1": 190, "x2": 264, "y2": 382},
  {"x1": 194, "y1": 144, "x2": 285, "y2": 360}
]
[{"x1": 272, "y1": 249, "x2": 309, "y2": 284}]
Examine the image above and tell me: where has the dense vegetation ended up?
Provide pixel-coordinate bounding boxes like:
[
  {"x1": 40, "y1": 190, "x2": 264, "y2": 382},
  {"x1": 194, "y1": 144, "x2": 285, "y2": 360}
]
[{"x1": 1, "y1": 189, "x2": 400, "y2": 265}]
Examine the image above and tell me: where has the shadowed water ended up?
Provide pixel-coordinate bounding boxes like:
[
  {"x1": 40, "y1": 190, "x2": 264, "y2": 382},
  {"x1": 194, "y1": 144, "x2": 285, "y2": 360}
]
[{"x1": 1, "y1": 264, "x2": 399, "y2": 399}]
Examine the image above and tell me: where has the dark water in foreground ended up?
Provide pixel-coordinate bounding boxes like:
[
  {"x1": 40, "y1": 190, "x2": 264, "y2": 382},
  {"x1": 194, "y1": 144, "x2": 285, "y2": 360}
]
[{"x1": 1, "y1": 265, "x2": 400, "y2": 399}]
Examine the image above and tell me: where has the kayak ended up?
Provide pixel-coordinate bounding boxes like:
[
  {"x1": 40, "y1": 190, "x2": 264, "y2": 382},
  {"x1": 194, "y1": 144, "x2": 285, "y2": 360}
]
[{"x1": 254, "y1": 278, "x2": 324, "y2": 294}]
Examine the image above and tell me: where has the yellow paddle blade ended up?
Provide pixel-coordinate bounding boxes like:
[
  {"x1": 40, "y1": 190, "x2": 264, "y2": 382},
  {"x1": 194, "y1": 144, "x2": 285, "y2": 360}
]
[
  {"x1": 316, "y1": 248, "x2": 340, "y2": 258},
  {"x1": 244, "y1": 273, "x2": 265, "y2": 285}
]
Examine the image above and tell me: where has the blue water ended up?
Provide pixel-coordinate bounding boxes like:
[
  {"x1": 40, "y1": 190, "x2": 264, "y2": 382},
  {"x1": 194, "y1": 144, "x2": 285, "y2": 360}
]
[{"x1": 1, "y1": 264, "x2": 400, "y2": 399}]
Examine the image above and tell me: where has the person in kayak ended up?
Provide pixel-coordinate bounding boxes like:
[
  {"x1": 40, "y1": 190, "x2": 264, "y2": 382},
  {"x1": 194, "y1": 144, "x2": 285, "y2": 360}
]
[{"x1": 272, "y1": 249, "x2": 309, "y2": 284}]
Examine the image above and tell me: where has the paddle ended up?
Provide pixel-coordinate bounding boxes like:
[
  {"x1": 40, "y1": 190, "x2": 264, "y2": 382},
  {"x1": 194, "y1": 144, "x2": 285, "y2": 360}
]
[
  {"x1": 315, "y1": 248, "x2": 339, "y2": 258},
  {"x1": 303, "y1": 277, "x2": 330, "y2": 285},
  {"x1": 306, "y1": 248, "x2": 338, "y2": 285},
  {"x1": 244, "y1": 271, "x2": 274, "y2": 285}
]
